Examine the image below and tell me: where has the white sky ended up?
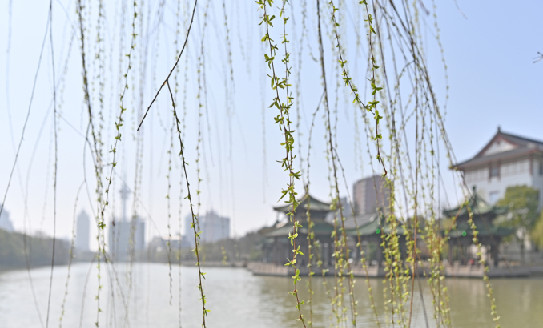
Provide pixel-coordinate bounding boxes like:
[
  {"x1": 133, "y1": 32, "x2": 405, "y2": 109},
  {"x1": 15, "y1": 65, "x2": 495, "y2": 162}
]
[{"x1": 0, "y1": 0, "x2": 542, "y2": 250}]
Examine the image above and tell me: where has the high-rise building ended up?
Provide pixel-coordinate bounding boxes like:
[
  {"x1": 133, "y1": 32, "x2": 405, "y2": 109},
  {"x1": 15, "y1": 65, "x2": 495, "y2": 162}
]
[
  {"x1": 108, "y1": 183, "x2": 146, "y2": 261},
  {"x1": 131, "y1": 215, "x2": 146, "y2": 252},
  {"x1": 352, "y1": 175, "x2": 391, "y2": 215},
  {"x1": 0, "y1": 205, "x2": 14, "y2": 231},
  {"x1": 75, "y1": 210, "x2": 90, "y2": 252},
  {"x1": 184, "y1": 210, "x2": 230, "y2": 246}
]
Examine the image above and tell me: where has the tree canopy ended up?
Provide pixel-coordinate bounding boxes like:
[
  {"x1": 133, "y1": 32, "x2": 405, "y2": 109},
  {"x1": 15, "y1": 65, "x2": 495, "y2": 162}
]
[
  {"x1": 497, "y1": 185, "x2": 539, "y2": 231},
  {"x1": 531, "y1": 210, "x2": 543, "y2": 248}
]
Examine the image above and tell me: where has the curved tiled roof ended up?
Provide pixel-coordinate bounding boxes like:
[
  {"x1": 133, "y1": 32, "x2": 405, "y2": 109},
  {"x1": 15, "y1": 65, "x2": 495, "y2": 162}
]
[
  {"x1": 452, "y1": 127, "x2": 543, "y2": 170},
  {"x1": 272, "y1": 194, "x2": 331, "y2": 213}
]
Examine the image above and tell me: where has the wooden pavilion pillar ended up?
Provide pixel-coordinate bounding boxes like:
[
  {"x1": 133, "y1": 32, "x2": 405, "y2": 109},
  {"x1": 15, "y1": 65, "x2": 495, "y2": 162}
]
[
  {"x1": 448, "y1": 240, "x2": 454, "y2": 266},
  {"x1": 376, "y1": 238, "x2": 383, "y2": 268},
  {"x1": 490, "y1": 241, "x2": 499, "y2": 267}
]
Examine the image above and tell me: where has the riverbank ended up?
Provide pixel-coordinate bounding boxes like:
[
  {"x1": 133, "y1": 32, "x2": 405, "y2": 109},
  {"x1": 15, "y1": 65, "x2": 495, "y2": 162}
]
[
  {"x1": 0, "y1": 229, "x2": 71, "y2": 270},
  {"x1": 247, "y1": 261, "x2": 543, "y2": 278}
]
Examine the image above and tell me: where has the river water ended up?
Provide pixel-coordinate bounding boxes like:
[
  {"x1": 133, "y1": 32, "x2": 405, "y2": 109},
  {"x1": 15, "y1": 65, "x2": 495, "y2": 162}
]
[{"x1": 0, "y1": 263, "x2": 541, "y2": 327}]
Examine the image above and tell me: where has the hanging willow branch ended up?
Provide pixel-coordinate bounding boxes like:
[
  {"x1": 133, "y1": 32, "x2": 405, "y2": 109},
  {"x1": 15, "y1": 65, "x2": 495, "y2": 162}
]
[
  {"x1": 167, "y1": 80, "x2": 209, "y2": 327},
  {"x1": 138, "y1": 0, "x2": 199, "y2": 130}
]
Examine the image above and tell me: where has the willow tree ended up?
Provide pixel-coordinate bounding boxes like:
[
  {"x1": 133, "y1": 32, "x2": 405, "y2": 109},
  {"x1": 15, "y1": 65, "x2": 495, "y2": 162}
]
[{"x1": 1, "y1": 0, "x2": 501, "y2": 327}]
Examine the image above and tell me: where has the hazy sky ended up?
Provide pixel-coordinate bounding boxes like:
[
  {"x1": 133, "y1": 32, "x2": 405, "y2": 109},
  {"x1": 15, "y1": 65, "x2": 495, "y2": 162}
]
[{"x1": 0, "y1": 0, "x2": 542, "y2": 249}]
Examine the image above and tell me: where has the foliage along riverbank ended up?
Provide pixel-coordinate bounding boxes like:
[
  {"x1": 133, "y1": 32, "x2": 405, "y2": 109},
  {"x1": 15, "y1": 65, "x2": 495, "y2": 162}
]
[{"x1": 0, "y1": 229, "x2": 70, "y2": 270}]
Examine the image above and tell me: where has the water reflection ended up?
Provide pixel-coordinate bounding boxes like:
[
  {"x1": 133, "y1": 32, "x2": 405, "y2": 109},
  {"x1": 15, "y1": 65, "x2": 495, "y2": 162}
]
[{"x1": 0, "y1": 264, "x2": 541, "y2": 327}]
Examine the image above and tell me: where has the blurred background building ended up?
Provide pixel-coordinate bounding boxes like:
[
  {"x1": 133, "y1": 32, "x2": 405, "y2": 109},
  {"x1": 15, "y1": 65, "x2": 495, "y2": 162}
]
[
  {"x1": 0, "y1": 205, "x2": 14, "y2": 231},
  {"x1": 184, "y1": 210, "x2": 231, "y2": 246},
  {"x1": 108, "y1": 183, "x2": 146, "y2": 261},
  {"x1": 75, "y1": 210, "x2": 90, "y2": 252},
  {"x1": 353, "y1": 175, "x2": 391, "y2": 215}
]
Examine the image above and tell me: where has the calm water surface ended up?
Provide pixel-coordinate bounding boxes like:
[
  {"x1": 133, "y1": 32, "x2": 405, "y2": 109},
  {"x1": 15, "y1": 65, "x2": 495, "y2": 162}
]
[{"x1": 0, "y1": 263, "x2": 541, "y2": 327}]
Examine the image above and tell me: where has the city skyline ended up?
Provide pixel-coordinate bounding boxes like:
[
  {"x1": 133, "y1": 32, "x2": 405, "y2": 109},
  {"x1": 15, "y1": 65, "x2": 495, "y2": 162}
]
[{"x1": 0, "y1": 1, "x2": 542, "y2": 250}]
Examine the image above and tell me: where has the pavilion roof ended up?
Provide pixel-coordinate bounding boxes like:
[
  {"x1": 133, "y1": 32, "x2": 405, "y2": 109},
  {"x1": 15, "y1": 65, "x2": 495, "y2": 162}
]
[
  {"x1": 442, "y1": 189, "x2": 507, "y2": 219},
  {"x1": 265, "y1": 220, "x2": 335, "y2": 237},
  {"x1": 446, "y1": 222, "x2": 514, "y2": 237},
  {"x1": 442, "y1": 190, "x2": 513, "y2": 238},
  {"x1": 272, "y1": 194, "x2": 331, "y2": 213},
  {"x1": 347, "y1": 214, "x2": 404, "y2": 236},
  {"x1": 452, "y1": 127, "x2": 543, "y2": 171}
]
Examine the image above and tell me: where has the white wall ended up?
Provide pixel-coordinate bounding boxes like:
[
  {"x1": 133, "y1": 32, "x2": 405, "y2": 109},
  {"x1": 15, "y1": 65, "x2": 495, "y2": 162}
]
[
  {"x1": 530, "y1": 159, "x2": 543, "y2": 209},
  {"x1": 464, "y1": 158, "x2": 535, "y2": 204}
]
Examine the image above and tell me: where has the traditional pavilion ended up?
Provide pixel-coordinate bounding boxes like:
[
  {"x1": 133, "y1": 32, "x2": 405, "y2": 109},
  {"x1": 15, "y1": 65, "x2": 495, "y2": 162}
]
[
  {"x1": 442, "y1": 188, "x2": 514, "y2": 267},
  {"x1": 261, "y1": 194, "x2": 335, "y2": 268},
  {"x1": 346, "y1": 212, "x2": 406, "y2": 268}
]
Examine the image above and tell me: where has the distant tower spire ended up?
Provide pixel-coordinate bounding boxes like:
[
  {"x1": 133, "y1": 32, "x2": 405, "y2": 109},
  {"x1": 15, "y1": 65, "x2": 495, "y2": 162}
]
[{"x1": 120, "y1": 182, "x2": 131, "y2": 222}]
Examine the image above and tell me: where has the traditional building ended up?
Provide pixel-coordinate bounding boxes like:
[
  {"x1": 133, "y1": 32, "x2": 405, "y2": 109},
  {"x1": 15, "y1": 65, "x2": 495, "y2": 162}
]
[
  {"x1": 253, "y1": 195, "x2": 407, "y2": 277},
  {"x1": 261, "y1": 194, "x2": 335, "y2": 268},
  {"x1": 442, "y1": 190, "x2": 513, "y2": 267},
  {"x1": 345, "y1": 211, "x2": 409, "y2": 272},
  {"x1": 452, "y1": 127, "x2": 543, "y2": 206}
]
